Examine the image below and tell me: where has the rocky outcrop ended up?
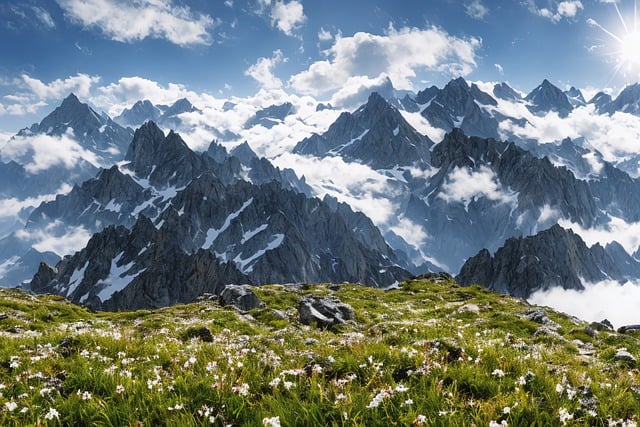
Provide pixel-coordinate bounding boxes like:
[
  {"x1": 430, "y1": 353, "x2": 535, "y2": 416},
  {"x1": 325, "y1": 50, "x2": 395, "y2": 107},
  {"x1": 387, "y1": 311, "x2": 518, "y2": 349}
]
[
  {"x1": 219, "y1": 285, "x2": 263, "y2": 311},
  {"x1": 456, "y1": 225, "x2": 638, "y2": 298},
  {"x1": 298, "y1": 295, "x2": 354, "y2": 328}
]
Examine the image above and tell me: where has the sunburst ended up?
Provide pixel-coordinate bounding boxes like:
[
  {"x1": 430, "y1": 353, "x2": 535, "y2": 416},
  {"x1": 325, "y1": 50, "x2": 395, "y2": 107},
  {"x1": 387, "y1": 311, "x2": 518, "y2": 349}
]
[{"x1": 589, "y1": 0, "x2": 640, "y2": 79}]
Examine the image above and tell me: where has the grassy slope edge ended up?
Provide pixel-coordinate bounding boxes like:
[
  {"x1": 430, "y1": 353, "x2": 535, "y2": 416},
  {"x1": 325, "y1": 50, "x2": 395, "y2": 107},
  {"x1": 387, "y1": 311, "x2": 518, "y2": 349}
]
[{"x1": 0, "y1": 278, "x2": 638, "y2": 426}]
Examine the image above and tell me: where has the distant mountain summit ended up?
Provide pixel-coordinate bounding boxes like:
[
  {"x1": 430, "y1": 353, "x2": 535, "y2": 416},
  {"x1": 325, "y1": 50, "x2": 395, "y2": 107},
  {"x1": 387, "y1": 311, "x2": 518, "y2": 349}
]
[
  {"x1": 114, "y1": 98, "x2": 199, "y2": 129},
  {"x1": 114, "y1": 100, "x2": 162, "y2": 127},
  {"x1": 564, "y1": 86, "x2": 586, "y2": 107},
  {"x1": 18, "y1": 93, "x2": 133, "y2": 160},
  {"x1": 457, "y1": 224, "x2": 640, "y2": 298},
  {"x1": 294, "y1": 92, "x2": 432, "y2": 169},
  {"x1": 493, "y1": 82, "x2": 522, "y2": 101},
  {"x1": 419, "y1": 77, "x2": 501, "y2": 139},
  {"x1": 525, "y1": 79, "x2": 573, "y2": 117}
]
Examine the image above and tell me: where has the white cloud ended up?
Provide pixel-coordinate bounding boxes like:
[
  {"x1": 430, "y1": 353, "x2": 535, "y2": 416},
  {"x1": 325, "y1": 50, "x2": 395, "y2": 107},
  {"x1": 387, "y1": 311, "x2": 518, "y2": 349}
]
[
  {"x1": 465, "y1": 0, "x2": 489, "y2": 20},
  {"x1": 494, "y1": 63, "x2": 504, "y2": 75},
  {"x1": 16, "y1": 222, "x2": 92, "y2": 256},
  {"x1": 245, "y1": 50, "x2": 285, "y2": 90},
  {"x1": 289, "y1": 25, "x2": 480, "y2": 95},
  {"x1": 500, "y1": 104, "x2": 640, "y2": 164},
  {"x1": 269, "y1": 0, "x2": 306, "y2": 36},
  {"x1": 523, "y1": 0, "x2": 583, "y2": 22},
  {"x1": 529, "y1": 280, "x2": 640, "y2": 328},
  {"x1": 55, "y1": 0, "x2": 217, "y2": 46},
  {"x1": 389, "y1": 217, "x2": 428, "y2": 248},
  {"x1": 273, "y1": 153, "x2": 400, "y2": 224},
  {"x1": 224, "y1": 0, "x2": 233, "y2": 7},
  {"x1": 21, "y1": 73, "x2": 100, "y2": 100},
  {"x1": 0, "y1": 184, "x2": 72, "y2": 222},
  {"x1": 557, "y1": 0, "x2": 583, "y2": 18},
  {"x1": 438, "y1": 166, "x2": 517, "y2": 207},
  {"x1": 1, "y1": 132, "x2": 101, "y2": 173},
  {"x1": 32, "y1": 6, "x2": 56, "y2": 29},
  {"x1": 318, "y1": 27, "x2": 333, "y2": 41},
  {"x1": 558, "y1": 216, "x2": 640, "y2": 255}
]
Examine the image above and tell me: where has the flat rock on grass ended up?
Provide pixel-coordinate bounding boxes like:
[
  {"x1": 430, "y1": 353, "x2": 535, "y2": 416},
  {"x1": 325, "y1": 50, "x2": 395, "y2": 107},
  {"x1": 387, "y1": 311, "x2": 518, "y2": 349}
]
[
  {"x1": 219, "y1": 285, "x2": 263, "y2": 311},
  {"x1": 298, "y1": 295, "x2": 354, "y2": 328}
]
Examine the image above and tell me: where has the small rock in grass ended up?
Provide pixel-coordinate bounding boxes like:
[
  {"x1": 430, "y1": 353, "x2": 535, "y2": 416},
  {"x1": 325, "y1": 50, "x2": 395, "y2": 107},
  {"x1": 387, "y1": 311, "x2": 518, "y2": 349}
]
[
  {"x1": 298, "y1": 296, "x2": 354, "y2": 329},
  {"x1": 219, "y1": 285, "x2": 263, "y2": 311},
  {"x1": 614, "y1": 348, "x2": 637, "y2": 365}
]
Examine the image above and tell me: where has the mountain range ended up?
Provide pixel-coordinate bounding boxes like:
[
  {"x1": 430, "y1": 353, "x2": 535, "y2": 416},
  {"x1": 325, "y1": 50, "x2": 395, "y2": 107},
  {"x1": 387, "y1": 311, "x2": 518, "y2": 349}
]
[{"x1": 2, "y1": 77, "x2": 640, "y2": 310}]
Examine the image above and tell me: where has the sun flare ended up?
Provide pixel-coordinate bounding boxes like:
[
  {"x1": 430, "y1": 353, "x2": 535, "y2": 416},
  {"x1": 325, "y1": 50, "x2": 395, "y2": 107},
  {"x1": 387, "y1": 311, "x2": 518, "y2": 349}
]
[{"x1": 620, "y1": 30, "x2": 640, "y2": 67}]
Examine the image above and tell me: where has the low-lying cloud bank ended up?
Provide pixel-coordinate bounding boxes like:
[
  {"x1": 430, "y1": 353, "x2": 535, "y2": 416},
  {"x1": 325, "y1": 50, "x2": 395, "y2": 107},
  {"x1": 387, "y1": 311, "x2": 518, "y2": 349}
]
[{"x1": 529, "y1": 280, "x2": 640, "y2": 328}]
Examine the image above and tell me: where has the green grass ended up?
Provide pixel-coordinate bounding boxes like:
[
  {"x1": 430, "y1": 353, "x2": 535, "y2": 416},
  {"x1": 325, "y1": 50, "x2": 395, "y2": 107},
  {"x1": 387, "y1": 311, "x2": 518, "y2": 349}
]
[{"x1": 0, "y1": 278, "x2": 639, "y2": 426}]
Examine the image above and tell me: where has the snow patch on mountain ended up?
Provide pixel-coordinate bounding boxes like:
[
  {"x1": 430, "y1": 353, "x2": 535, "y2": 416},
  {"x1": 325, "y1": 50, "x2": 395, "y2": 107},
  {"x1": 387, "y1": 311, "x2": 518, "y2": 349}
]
[{"x1": 96, "y1": 252, "x2": 143, "y2": 302}]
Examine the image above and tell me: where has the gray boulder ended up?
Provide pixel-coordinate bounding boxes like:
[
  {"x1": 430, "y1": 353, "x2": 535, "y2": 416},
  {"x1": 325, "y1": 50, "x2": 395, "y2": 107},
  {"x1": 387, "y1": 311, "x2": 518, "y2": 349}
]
[
  {"x1": 219, "y1": 285, "x2": 262, "y2": 311},
  {"x1": 298, "y1": 295, "x2": 355, "y2": 328}
]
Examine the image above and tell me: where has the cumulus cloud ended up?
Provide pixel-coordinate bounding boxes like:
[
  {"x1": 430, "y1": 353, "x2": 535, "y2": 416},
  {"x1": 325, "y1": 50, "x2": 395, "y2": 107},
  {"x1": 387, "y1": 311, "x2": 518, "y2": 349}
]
[
  {"x1": 0, "y1": 184, "x2": 72, "y2": 224},
  {"x1": 558, "y1": 216, "x2": 640, "y2": 255},
  {"x1": 269, "y1": 0, "x2": 306, "y2": 36},
  {"x1": 1, "y1": 132, "x2": 101, "y2": 173},
  {"x1": 16, "y1": 222, "x2": 92, "y2": 256},
  {"x1": 499, "y1": 103, "x2": 640, "y2": 164},
  {"x1": 273, "y1": 152, "x2": 401, "y2": 224},
  {"x1": 465, "y1": 0, "x2": 489, "y2": 20},
  {"x1": 55, "y1": 0, "x2": 217, "y2": 46},
  {"x1": 523, "y1": 0, "x2": 583, "y2": 22},
  {"x1": 289, "y1": 25, "x2": 481, "y2": 95},
  {"x1": 245, "y1": 50, "x2": 285, "y2": 89},
  {"x1": 438, "y1": 166, "x2": 517, "y2": 206},
  {"x1": 529, "y1": 280, "x2": 640, "y2": 328},
  {"x1": 21, "y1": 73, "x2": 100, "y2": 100},
  {"x1": 318, "y1": 27, "x2": 333, "y2": 41}
]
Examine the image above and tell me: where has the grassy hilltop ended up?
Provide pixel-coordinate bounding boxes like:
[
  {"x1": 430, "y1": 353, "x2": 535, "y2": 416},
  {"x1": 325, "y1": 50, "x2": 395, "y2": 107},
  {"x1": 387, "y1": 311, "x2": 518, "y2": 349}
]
[{"x1": 0, "y1": 277, "x2": 639, "y2": 426}]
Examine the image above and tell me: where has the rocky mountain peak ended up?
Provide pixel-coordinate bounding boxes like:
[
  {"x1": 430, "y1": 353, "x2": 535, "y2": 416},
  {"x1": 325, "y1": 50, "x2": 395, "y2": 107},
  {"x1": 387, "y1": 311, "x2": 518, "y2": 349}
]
[
  {"x1": 115, "y1": 100, "x2": 162, "y2": 127},
  {"x1": 230, "y1": 141, "x2": 258, "y2": 165},
  {"x1": 456, "y1": 224, "x2": 636, "y2": 298},
  {"x1": 293, "y1": 91, "x2": 432, "y2": 168},
  {"x1": 565, "y1": 86, "x2": 586, "y2": 107},
  {"x1": 493, "y1": 82, "x2": 521, "y2": 101},
  {"x1": 124, "y1": 121, "x2": 166, "y2": 172},
  {"x1": 525, "y1": 79, "x2": 573, "y2": 117},
  {"x1": 607, "y1": 83, "x2": 640, "y2": 115},
  {"x1": 163, "y1": 98, "x2": 198, "y2": 116}
]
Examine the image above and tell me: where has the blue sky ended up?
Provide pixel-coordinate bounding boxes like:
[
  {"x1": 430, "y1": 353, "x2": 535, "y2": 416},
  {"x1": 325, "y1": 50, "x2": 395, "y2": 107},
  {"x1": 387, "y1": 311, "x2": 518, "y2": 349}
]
[{"x1": 0, "y1": 0, "x2": 639, "y2": 132}]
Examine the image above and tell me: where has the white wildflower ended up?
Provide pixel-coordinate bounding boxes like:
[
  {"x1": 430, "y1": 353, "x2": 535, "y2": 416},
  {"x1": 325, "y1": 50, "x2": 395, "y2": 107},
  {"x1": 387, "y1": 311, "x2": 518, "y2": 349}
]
[
  {"x1": 232, "y1": 383, "x2": 250, "y2": 396},
  {"x1": 263, "y1": 416, "x2": 281, "y2": 427},
  {"x1": 5, "y1": 401, "x2": 18, "y2": 412},
  {"x1": 559, "y1": 408, "x2": 573, "y2": 425},
  {"x1": 414, "y1": 414, "x2": 427, "y2": 425},
  {"x1": 44, "y1": 407, "x2": 60, "y2": 420},
  {"x1": 395, "y1": 384, "x2": 409, "y2": 393},
  {"x1": 492, "y1": 369, "x2": 505, "y2": 378},
  {"x1": 116, "y1": 385, "x2": 125, "y2": 394}
]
